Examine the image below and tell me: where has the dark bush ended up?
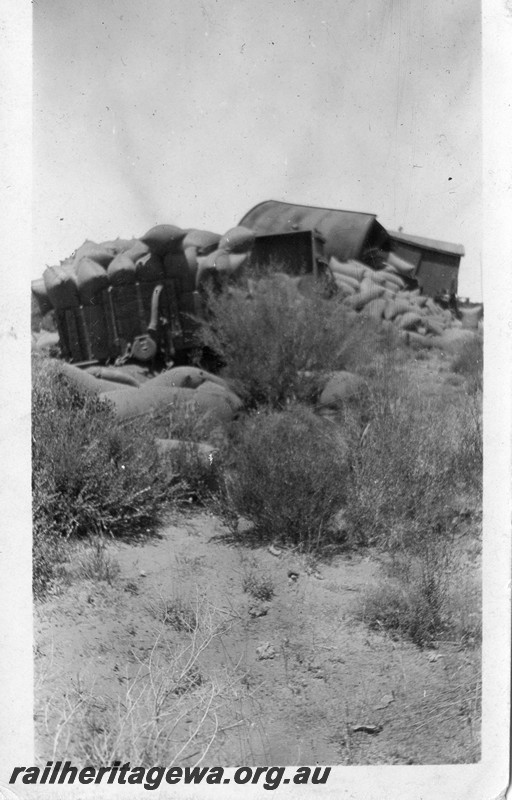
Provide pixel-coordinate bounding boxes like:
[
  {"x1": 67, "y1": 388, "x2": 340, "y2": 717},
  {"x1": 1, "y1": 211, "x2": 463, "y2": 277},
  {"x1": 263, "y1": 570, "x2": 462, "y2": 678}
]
[
  {"x1": 196, "y1": 278, "x2": 397, "y2": 408},
  {"x1": 224, "y1": 404, "x2": 348, "y2": 549},
  {"x1": 32, "y1": 357, "x2": 173, "y2": 595}
]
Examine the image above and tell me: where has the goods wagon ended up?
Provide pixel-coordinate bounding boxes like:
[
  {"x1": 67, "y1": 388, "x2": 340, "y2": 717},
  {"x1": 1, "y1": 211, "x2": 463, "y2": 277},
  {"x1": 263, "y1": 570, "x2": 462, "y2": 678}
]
[
  {"x1": 388, "y1": 230, "x2": 465, "y2": 299},
  {"x1": 239, "y1": 200, "x2": 390, "y2": 266}
]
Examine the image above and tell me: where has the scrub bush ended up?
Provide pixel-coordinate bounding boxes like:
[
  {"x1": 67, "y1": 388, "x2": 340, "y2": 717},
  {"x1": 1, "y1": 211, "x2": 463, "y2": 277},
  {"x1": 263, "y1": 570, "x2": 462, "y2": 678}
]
[
  {"x1": 32, "y1": 357, "x2": 173, "y2": 595},
  {"x1": 224, "y1": 404, "x2": 348, "y2": 549},
  {"x1": 197, "y1": 279, "x2": 397, "y2": 408}
]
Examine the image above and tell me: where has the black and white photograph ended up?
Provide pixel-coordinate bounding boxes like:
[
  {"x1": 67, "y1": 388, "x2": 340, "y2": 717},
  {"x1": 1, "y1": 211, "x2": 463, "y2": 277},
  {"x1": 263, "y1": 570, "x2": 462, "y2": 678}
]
[{"x1": 1, "y1": 0, "x2": 510, "y2": 797}]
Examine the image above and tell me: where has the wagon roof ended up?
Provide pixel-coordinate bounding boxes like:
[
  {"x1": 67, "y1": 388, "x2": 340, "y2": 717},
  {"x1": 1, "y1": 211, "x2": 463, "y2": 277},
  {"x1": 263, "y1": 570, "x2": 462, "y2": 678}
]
[
  {"x1": 388, "y1": 230, "x2": 465, "y2": 257},
  {"x1": 239, "y1": 200, "x2": 388, "y2": 262}
]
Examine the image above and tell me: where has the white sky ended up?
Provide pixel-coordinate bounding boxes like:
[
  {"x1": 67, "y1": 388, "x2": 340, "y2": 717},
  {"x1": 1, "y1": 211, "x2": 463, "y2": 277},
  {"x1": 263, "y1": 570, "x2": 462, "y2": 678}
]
[{"x1": 33, "y1": 0, "x2": 482, "y2": 299}]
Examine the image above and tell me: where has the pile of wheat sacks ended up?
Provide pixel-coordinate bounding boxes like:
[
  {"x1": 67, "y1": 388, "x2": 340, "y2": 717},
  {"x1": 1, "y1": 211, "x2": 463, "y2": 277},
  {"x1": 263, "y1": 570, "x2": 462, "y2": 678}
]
[
  {"x1": 329, "y1": 255, "x2": 478, "y2": 352},
  {"x1": 32, "y1": 224, "x2": 256, "y2": 315}
]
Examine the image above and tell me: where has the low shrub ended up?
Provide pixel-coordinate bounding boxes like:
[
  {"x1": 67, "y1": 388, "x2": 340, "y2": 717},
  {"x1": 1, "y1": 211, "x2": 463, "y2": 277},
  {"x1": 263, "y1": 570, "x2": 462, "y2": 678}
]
[
  {"x1": 242, "y1": 567, "x2": 275, "y2": 601},
  {"x1": 344, "y1": 363, "x2": 482, "y2": 548},
  {"x1": 224, "y1": 404, "x2": 348, "y2": 549},
  {"x1": 347, "y1": 357, "x2": 482, "y2": 647},
  {"x1": 196, "y1": 279, "x2": 397, "y2": 408},
  {"x1": 32, "y1": 357, "x2": 174, "y2": 595},
  {"x1": 359, "y1": 524, "x2": 481, "y2": 648},
  {"x1": 158, "y1": 397, "x2": 227, "y2": 504},
  {"x1": 451, "y1": 335, "x2": 483, "y2": 393}
]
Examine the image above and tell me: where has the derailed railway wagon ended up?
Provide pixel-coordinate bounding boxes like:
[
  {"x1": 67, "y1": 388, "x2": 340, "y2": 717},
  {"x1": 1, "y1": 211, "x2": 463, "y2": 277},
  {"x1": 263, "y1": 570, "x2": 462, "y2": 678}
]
[{"x1": 239, "y1": 200, "x2": 390, "y2": 267}]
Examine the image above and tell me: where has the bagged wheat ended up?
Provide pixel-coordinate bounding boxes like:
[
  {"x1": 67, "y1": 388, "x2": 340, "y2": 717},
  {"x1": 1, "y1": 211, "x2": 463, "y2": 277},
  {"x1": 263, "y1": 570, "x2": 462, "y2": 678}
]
[
  {"x1": 183, "y1": 229, "x2": 221, "y2": 253},
  {"x1": 147, "y1": 366, "x2": 229, "y2": 391},
  {"x1": 386, "y1": 252, "x2": 416, "y2": 275},
  {"x1": 191, "y1": 381, "x2": 243, "y2": 424},
  {"x1": 218, "y1": 226, "x2": 255, "y2": 253},
  {"x1": 107, "y1": 252, "x2": 137, "y2": 285},
  {"x1": 381, "y1": 269, "x2": 406, "y2": 290},
  {"x1": 32, "y1": 330, "x2": 60, "y2": 354},
  {"x1": 363, "y1": 297, "x2": 387, "y2": 320},
  {"x1": 184, "y1": 246, "x2": 199, "y2": 269},
  {"x1": 84, "y1": 366, "x2": 141, "y2": 387},
  {"x1": 329, "y1": 265, "x2": 361, "y2": 291},
  {"x1": 101, "y1": 384, "x2": 196, "y2": 420},
  {"x1": 383, "y1": 280, "x2": 399, "y2": 293},
  {"x1": 99, "y1": 237, "x2": 137, "y2": 255},
  {"x1": 347, "y1": 285, "x2": 384, "y2": 311},
  {"x1": 383, "y1": 299, "x2": 400, "y2": 320},
  {"x1": 329, "y1": 257, "x2": 366, "y2": 282},
  {"x1": 363, "y1": 270, "x2": 389, "y2": 286},
  {"x1": 404, "y1": 331, "x2": 435, "y2": 349},
  {"x1": 396, "y1": 311, "x2": 423, "y2": 331},
  {"x1": 43, "y1": 264, "x2": 80, "y2": 309},
  {"x1": 135, "y1": 253, "x2": 164, "y2": 282},
  {"x1": 216, "y1": 251, "x2": 249, "y2": 274},
  {"x1": 31, "y1": 278, "x2": 53, "y2": 317},
  {"x1": 423, "y1": 317, "x2": 445, "y2": 336},
  {"x1": 72, "y1": 240, "x2": 116, "y2": 269},
  {"x1": 318, "y1": 371, "x2": 368, "y2": 408},
  {"x1": 197, "y1": 249, "x2": 248, "y2": 275},
  {"x1": 57, "y1": 361, "x2": 127, "y2": 394},
  {"x1": 76, "y1": 257, "x2": 109, "y2": 304},
  {"x1": 359, "y1": 275, "x2": 378, "y2": 293},
  {"x1": 333, "y1": 275, "x2": 356, "y2": 295},
  {"x1": 124, "y1": 239, "x2": 151, "y2": 262},
  {"x1": 140, "y1": 224, "x2": 186, "y2": 255},
  {"x1": 424, "y1": 297, "x2": 444, "y2": 316}
]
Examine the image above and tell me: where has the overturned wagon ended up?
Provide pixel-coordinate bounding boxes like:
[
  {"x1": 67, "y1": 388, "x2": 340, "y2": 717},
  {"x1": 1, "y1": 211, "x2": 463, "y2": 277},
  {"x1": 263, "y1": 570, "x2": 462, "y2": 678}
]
[
  {"x1": 31, "y1": 225, "x2": 257, "y2": 365},
  {"x1": 239, "y1": 200, "x2": 390, "y2": 267}
]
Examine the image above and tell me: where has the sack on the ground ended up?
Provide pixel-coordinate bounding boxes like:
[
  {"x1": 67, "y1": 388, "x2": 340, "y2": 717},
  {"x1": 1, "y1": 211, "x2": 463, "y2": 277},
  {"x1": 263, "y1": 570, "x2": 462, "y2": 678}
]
[
  {"x1": 57, "y1": 361, "x2": 127, "y2": 394},
  {"x1": 403, "y1": 331, "x2": 435, "y2": 349},
  {"x1": 153, "y1": 366, "x2": 230, "y2": 390},
  {"x1": 318, "y1": 371, "x2": 368, "y2": 408},
  {"x1": 380, "y1": 270, "x2": 406, "y2": 290},
  {"x1": 423, "y1": 317, "x2": 445, "y2": 336},
  {"x1": 329, "y1": 265, "x2": 362, "y2": 291},
  {"x1": 396, "y1": 311, "x2": 423, "y2": 331},
  {"x1": 363, "y1": 297, "x2": 387, "y2": 320},
  {"x1": 333, "y1": 275, "x2": 357, "y2": 295},
  {"x1": 100, "y1": 384, "x2": 196, "y2": 420},
  {"x1": 329, "y1": 257, "x2": 366, "y2": 282},
  {"x1": 84, "y1": 366, "x2": 141, "y2": 387},
  {"x1": 32, "y1": 330, "x2": 60, "y2": 353},
  {"x1": 345, "y1": 285, "x2": 384, "y2": 311},
  {"x1": 190, "y1": 381, "x2": 243, "y2": 424}
]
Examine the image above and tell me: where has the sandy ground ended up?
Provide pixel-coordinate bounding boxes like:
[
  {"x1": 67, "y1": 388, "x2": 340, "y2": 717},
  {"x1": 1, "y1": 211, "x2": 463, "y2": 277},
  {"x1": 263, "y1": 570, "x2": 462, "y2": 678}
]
[
  {"x1": 34, "y1": 515, "x2": 480, "y2": 766},
  {"x1": 34, "y1": 349, "x2": 481, "y2": 766}
]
